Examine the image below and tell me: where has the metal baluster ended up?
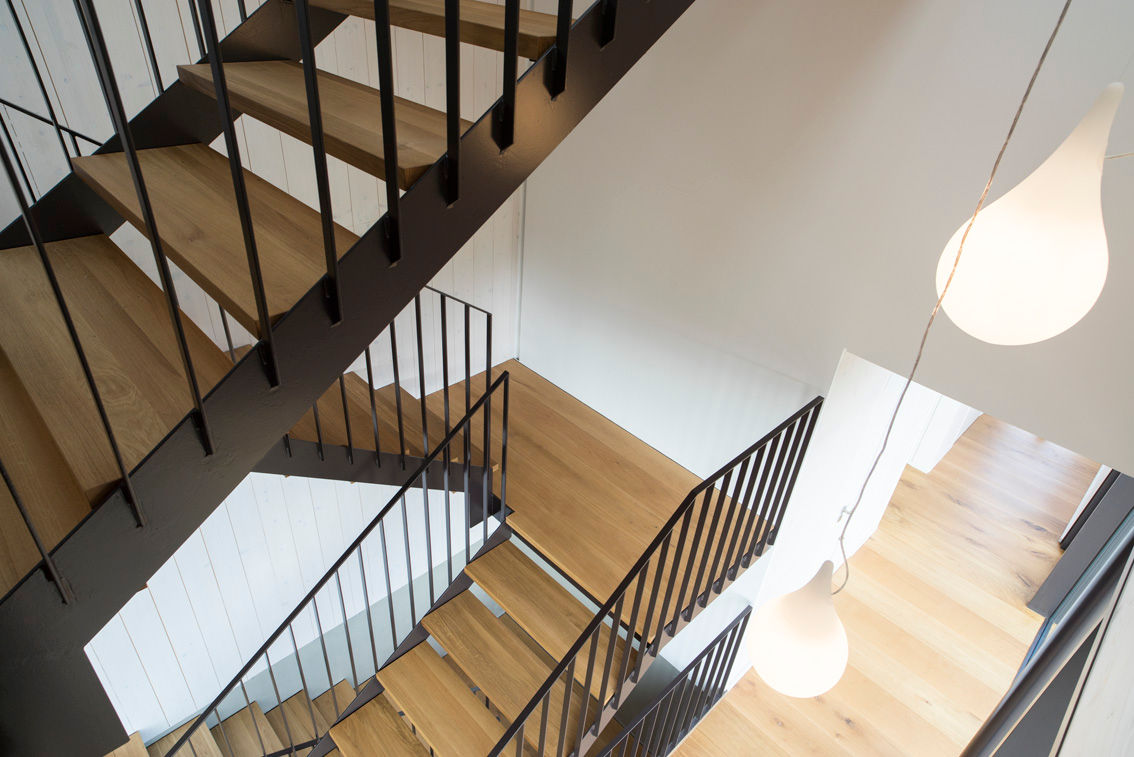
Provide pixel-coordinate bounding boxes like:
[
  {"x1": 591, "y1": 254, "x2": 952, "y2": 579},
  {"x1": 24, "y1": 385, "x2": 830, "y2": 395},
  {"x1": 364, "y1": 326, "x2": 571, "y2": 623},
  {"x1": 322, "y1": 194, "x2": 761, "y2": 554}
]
[
  {"x1": 651, "y1": 680, "x2": 684, "y2": 753},
  {"x1": 0, "y1": 458, "x2": 72, "y2": 603},
  {"x1": 364, "y1": 347, "x2": 381, "y2": 463},
  {"x1": 414, "y1": 296, "x2": 430, "y2": 453},
  {"x1": 214, "y1": 706, "x2": 237, "y2": 757},
  {"x1": 311, "y1": 598, "x2": 341, "y2": 718},
  {"x1": 289, "y1": 625, "x2": 322, "y2": 741},
  {"x1": 723, "y1": 449, "x2": 763, "y2": 581},
  {"x1": 390, "y1": 322, "x2": 407, "y2": 467},
  {"x1": 218, "y1": 304, "x2": 237, "y2": 361},
  {"x1": 483, "y1": 311, "x2": 493, "y2": 547},
  {"x1": 674, "y1": 490, "x2": 713, "y2": 622},
  {"x1": 421, "y1": 477, "x2": 435, "y2": 604},
  {"x1": 635, "y1": 536, "x2": 669, "y2": 680},
  {"x1": 494, "y1": 0, "x2": 520, "y2": 149},
  {"x1": 500, "y1": 372, "x2": 509, "y2": 517},
  {"x1": 735, "y1": 444, "x2": 774, "y2": 566},
  {"x1": 767, "y1": 406, "x2": 821, "y2": 546},
  {"x1": 237, "y1": 0, "x2": 248, "y2": 22},
  {"x1": 0, "y1": 115, "x2": 35, "y2": 201},
  {"x1": 334, "y1": 571, "x2": 360, "y2": 690},
  {"x1": 755, "y1": 419, "x2": 804, "y2": 556},
  {"x1": 573, "y1": 633, "x2": 601, "y2": 751},
  {"x1": 311, "y1": 400, "x2": 326, "y2": 461},
  {"x1": 264, "y1": 650, "x2": 298, "y2": 756},
  {"x1": 655, "y1": 508, "x2": 693, "y2": 642},
  {"x1": 548, "y1": 0, "x2": 572, "y2": 97},
  {"x1": 614, "y1": 570, "x2": 646, "y2": 706},
  {"x1": 129, "y1": 0, "x2": 162, "y2": 92},
  {"x1": 750, "y1": 426, "x2": 796, "y2": 560},
  {"x1": 239, "y1": 680, "x2": 268, "y2": 756},
  {"x1": 439, "y1": 296, "x2": 453, "y2": 579},
  {"x1": 443, "y1": 0, "x2": 460, "y2": 203},
  {"x1": 338, "y1": 375, "x2": 355, "y2": 464},
  {"x1": 184, "y1": 0, "x2": 205, "y2": 58},
  {"x1": 599, "y1": 0, "x2": 617, "y2": 46},
  {"x1": 706, "y1": 458, "x2": 750, "y2": 593},
  {"x1": 462, "y1": 409, "x2": 472, "y2": 563},
  {"x1": 294, "y1": 0, "x2": 344, "y2": 323},
  {"x1": 372, "y1": 0, "x2": 402, "y2": 262},
  {"x1": 0, "y1": 128, "x2": 145, "y2": 529},
  {"x1": 555, "y1": 659, "x2": 575, "y2": 757},
  {"x1": 535, "y1": 690, "x2": 550, "y2": 756},
  {"x1": 514, "y1": 725, "x2": 525, "y2": 757},
  {"x1": 358, "y1": 550, "x2": 380, "y2": 674},
  {"x1": 593, "y1": 596, "x2": 624, "y2": 733},
  {"x1": 378, "y1": 519, "x2": 398, "y2": 650},
  {"x1": 400, "y1": 494, "x2": 417, "y2": 624},
  {"x1": 195, "y1": 0, "x2": 281, "y2": 386},
  {"x1": 4, "y1": 0, "x2": 69, "y2": 162}
]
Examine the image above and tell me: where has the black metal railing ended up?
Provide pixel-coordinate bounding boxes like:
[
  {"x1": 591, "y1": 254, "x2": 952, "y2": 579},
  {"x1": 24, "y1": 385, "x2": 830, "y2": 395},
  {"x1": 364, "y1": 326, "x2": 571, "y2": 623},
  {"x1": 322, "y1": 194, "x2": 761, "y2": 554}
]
[
  {"x1": 488, "y1": 397, "x2": 823, "y2": 756},
  {"x1": 596, "y1": 606, "x2": 750, "y2": 757},
  {"x1": 161, "y1": 371, "x2": 509, "y2": 757}
]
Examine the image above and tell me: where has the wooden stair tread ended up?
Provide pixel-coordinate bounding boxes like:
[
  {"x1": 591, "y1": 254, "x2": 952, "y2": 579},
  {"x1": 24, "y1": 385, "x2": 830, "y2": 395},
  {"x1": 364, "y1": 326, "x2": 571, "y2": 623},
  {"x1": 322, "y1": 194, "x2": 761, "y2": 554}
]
[
  {"x1": 105, "y1": 732, "x2": 147, "y2": 757},
  {"x1": 179, "y1": 61, "x2": 468, "y2": 190},
  {"x1": 466, "y1": 540, "x2": 634, "y2": 701},
  {"x1": 71, "y1": 144, "x2": 359, "y2": 337},
  {"x1": 329, "y1": 693, "x2": 428, "y2": 757},
  {"x1": 311, "y1": 0, "x2": 561, "y2": 59},
  {"x1": 265, "y1": 689, "x2": 329, "y2": 752},
  {"x1": 147, "y1": 721, "x2": 225, "y2": 757},
  {"x1": 211, "y1": 702, "x2": 284, "y2": 757},
  {"x1": 377, "y1": 643, "x2": 507, "y2": 756},
  {"x1": 422, "y1": 590, "x2": 594, "y2": 753},
  {"x1": 313, "y1": 679, "x2": 358, "y2": 726}
]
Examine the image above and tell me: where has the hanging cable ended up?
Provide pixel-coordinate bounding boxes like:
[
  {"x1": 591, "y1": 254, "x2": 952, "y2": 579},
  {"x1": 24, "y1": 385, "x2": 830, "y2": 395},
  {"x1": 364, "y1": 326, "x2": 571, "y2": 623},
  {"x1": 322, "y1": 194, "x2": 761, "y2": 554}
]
[{"x1": 832, "y1": 0, "x2": 1076, "y2": 594}]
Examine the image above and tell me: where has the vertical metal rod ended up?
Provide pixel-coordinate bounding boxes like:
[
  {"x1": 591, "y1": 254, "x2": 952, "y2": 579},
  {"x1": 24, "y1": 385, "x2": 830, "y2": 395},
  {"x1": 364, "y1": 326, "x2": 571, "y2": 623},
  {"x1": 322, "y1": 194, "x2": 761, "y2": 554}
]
[
  {"x1": 599, "y1": 0, "x2": 617, "y2": 46},
  {"x1": 0, "y1": 115, "x2": 35, "y2": 201},
  {"x1": 655, "y1": 509, "x2": 692, "y2": 644},
  {"x1": 674, "y1": 491, "x2": 713, "y2": 622},
  {"x1": 4, "y1": 0, "x2": 69, "y2": 162},
  {"x1": 214, "y1": 707, "x2": 236, "y2": 757},
  {"x1": 237, "y1": 0, "x2": 248, "y2": 22},
  {"x1": 129, "y1": 0, "x2": 162, "y2": 91},
  {"x1": 378, "y1": 520, "x2": 398, "y2": 650},
  {"x1": 185, "y1": 0, "x2": 205, "y2": 58},
  {"x1": 218, "y1": 304, "x2": 237, "y2": 361},
  {"x1": 615, "y1": 570, "x2": 646, "y2": 705},
  {"x1": 0, "y1": 131, "x2": 145, "y2": 528},
  {"x1": 439, "y1": 295, "x2": 453, "y2": 578},
  {"x1": 743, "y1": 437, "x2": 783, "y2": 564},
  {"x1": 707, "y1": 459, "x2": 749, "y2": 592},
  {"x1": 556, "y1": 659, "x2": 575, "y2": 757},
  {"x1": 400, "y1": 494, "x2": 417, "y2": 623},
  {"x1": 653, "y1": 679, "x2": 685, "y2": 752},
  {"x1": 636, "y1": 536, "x2": 670, "y2": 680},
  {"x1": 514, "y1": 725, "x2": 525, "y2": 757},
  {"x1": 311, "y1": 598, "x2": 341, "y2": 717},
  {"x1": 494, "y1": 0, "x2": 520, "y2": 149},
  {"x1": 0, "y1": 457, "x2": 73, "y2": 603},
  {"x1": 735, "y1": 445, "x2": 773, "y2": 567},
  {"x1": 334, "y1": 571, "x2": 360, "y2": 689},
  {"x1": 413, "y1": 296, "x2": 430, "y2": 453},
  {"x1": 311, "y1": 400, "x2": 326, "y2": 461},
  {"x1": 282, "y1": 432, "x2": 293, "y2": 458},
  {"x1": 357, "y1": 549, "x2": 379, "y2": 675},
  {"x1": 443, "y1": 0, "x2": 460, "y2": 203},
  {"x1": 462, "y1": 411, "x2": 472, "y2": 562},
  {"x1": 724, "y1": 449, "x2": 763, "y2": 581},
  {"x1": 535, "y1": 691, "x2": 550, "y2": 756},
  {"x1": 500, "y1": 373, "x2": 509, "y2": 519},
  {"x1": 440, "y1": 295, "x2": 451, "y2": 434},
  {"x1": 264, "y1": 652, "x2": 298, "y2": 755},
  {"x1": 573, "y1": 632, "x2": 601, "y2": 750},
  {"x1": 239, "y1": 680, "x2": 268, "y2": 756},
  {"x1": 750, "y1": 426, "x2": 796, "y2": 559},
  {"x1": 289, "y1": 624, "x2": 322, "y2": 740},
  {"x1": 767, "y1": 407, "x2": 821, "y2": 546},
  {"x1": 364, "y1": 347, "x2": 381, "y2": 462},
  {"x1": 338, "y1": 375, "x2": 355, "y2": 464},
  {"x1": 594, "y1": 596, "x2": 624, "y2": 732},
  {"x1": 195, "y1": 0, "x2": 281, "y2": 387},
  {"x1": 690, "y1": 473, "x2": 731, "y2": 609},
  {"x1": 757, "y1": 419, "x2": 805, "y2": 555},
  {"x1": 421, "y1": 475, "x2": 435, "y2": 604},
  {"x1": 483, "y1": 311, "x2": 493, "y2": 546},
  {"x1": 390, "y1": 322, "x2": 407, "y2": 467},
  {"x1": 293, "y1": 0, "x2": 343, "y2": 322},
  {"x1": 548, "y1": 0, "x2": 572, "y2": 96},
  {"x1": 372, "y1": 0, "x2": 402, "y2": 262}
]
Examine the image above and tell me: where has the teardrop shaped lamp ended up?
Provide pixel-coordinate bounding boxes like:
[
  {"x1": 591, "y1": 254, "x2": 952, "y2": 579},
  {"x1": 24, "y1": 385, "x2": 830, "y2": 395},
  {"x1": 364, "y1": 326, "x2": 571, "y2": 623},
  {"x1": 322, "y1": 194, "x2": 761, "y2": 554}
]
[
  {"x1": 747, "y1": 561, "x2": 849, "y2": 698},
  {"x1": 936, "y1": 83, "x2": 1124, "y2": 346}
]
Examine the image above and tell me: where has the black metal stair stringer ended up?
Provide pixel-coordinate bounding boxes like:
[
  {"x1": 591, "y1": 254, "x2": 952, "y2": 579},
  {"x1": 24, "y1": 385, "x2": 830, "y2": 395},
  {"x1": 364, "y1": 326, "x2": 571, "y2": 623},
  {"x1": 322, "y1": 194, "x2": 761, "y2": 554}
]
[{"x1": 0, "y1": 0, "x2": 704, "y2": 753}]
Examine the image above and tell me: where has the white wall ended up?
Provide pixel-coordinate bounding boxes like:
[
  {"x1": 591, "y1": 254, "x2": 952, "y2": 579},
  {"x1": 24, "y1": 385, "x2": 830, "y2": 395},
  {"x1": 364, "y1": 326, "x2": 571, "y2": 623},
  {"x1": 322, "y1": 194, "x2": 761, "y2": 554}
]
[
  {"x1": 908, "y1": 394, "x2": 981, "y2": 474},
  {"x1": 518, "y1": 0, "x2": 1134, "y2": 483}
]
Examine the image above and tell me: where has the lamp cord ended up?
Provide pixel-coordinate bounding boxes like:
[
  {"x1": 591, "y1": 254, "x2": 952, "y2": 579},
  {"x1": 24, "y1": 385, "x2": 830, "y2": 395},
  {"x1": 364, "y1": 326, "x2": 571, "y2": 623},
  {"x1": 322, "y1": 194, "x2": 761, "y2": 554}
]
[{"x1": 832, "y1": 0, "x2": 1075, "y2": 595}]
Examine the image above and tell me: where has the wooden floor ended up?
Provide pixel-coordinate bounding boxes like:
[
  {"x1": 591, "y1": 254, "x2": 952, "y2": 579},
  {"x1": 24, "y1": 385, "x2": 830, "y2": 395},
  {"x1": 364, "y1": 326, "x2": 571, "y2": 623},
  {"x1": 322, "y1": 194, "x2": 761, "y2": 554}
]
[{"x1": 673, "y1": 413, "x2": 1098, "y2": 756}]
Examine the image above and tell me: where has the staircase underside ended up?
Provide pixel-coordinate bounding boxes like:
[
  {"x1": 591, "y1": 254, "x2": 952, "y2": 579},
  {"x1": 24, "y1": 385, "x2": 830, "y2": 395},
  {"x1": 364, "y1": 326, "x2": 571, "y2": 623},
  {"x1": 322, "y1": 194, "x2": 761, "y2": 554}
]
[{"x1": 0, "y1": 0, "x2": 702, "y2": 752}]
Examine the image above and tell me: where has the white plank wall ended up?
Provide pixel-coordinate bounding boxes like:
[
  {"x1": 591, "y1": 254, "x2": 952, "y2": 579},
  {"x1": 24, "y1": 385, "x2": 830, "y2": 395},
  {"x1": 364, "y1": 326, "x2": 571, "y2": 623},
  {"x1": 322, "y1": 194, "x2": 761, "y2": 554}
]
[{"x1": 1, "y1": 0, "x2": 532, "y2": 363}]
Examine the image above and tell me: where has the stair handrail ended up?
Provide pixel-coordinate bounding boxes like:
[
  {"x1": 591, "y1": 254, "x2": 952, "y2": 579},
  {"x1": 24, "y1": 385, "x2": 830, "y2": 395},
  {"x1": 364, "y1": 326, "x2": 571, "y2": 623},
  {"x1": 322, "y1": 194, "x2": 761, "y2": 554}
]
[
  {"x1": 594, "y1": 606, "x2": 752, "y2": 756},
  {"x1": 163, "y1": 370, "x2": 510, "y2": 757},
  {"x1": 487, "y1": 396, "x2": 823, "y2": 755}
]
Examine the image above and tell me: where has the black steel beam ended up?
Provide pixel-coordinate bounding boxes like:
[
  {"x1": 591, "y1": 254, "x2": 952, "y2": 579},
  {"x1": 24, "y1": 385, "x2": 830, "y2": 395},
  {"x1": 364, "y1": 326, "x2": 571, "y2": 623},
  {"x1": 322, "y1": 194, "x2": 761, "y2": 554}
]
[{"x1": 0, "y1": 0, "x2": 701, "y2": 752}]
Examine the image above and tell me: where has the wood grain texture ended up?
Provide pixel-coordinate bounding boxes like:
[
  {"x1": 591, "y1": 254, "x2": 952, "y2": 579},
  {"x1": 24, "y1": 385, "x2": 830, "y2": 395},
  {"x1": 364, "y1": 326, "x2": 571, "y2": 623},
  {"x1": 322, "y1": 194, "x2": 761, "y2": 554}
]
[
  {"x1": 264, "y1": 689, "x2": 329, "y2": 754},
  {"x1": 672, "y1": 414, "x2": 1098, "y2": 756},
  {"x1": 328, "y1": 694, "x2": 428, "y2": 757},
  {"x1": 178, "y1": 61, "x2": 468, "y2": 190},
  {"x1": 71, "y1": 145, "x2": 359, "y2": 337},
  {"x1": 311, "y1": 0, "x2": 561, "y2": 59},
  {"x1": 377, "y1": 642, "x2": 508, "y2": 756},
  {"x1": 313, "y1": 680, "x2": 358, "y2": 727},
  {"x1": 105, "y1": 732, "x2": 148, "y2": 757},
  {"x1": 211, "y1": 702, "x2": 284, "y2": 757},
  {"x1": 146, "y1": 721, "x2": 225, "y2": 757},
  {"x1": 466, "y1": 540, "x2": 632, "y2": 700}
]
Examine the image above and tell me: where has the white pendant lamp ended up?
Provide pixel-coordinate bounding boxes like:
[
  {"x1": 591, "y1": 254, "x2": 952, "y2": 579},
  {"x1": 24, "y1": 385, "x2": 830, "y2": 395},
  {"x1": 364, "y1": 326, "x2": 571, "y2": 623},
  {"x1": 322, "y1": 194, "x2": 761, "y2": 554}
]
[
  {"x1": 747, "y1": 561, "x2": 848, "y2": 698},
  {"x1": 936, "y1": 83, "x2": 1124, "y2": 346}
]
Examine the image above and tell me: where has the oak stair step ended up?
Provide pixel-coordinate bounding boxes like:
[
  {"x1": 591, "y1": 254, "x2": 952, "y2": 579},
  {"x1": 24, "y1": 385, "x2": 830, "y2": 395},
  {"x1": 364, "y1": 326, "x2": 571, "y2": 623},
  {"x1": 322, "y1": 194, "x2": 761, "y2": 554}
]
[
  {"x1": 313, "y1": 679, "x2": 359, "y2": 727},
  {"x1": 71, "y1": 144, "x2": 358, "y2": 338},
  {"x1": 265, "y1": 689, "x2": 329, "y2": 755},
  {"x1": 422, "y1": 589, "x2": 595, "y2": 755},
  {"x1": 328, "y1": 693, "x2": 429, "y2": 757},
  {"x1": 465, "y1": 540, "x2": 634, "y2": 701},
  {"x1": 311, "y1": 0, "x2": 561, "y2": 59},
  {"x1": 178, "y1": 61, "x2": 468, "y2": 190},
  {"x1": 377, "y1": 642, "x2": 509, "y2": 756},
  {"x1": 146, "y1": 720, "x2": 225, "y2": 757},
  {"x1": 0, "y1": 234, "x2": 232, "y2": 596},
  {"x1": 211, "y1": 702, "x2": 285, "y2": 757},
  {"x1": 105, "y1": 732, "x2": 147, "y2": 757}
]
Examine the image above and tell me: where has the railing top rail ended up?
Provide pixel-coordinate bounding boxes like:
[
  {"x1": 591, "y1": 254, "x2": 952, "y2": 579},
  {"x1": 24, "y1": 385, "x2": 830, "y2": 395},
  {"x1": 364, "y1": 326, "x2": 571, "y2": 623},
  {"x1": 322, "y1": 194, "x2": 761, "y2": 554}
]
[
  {"x1": 0, "y1": 97, "x2": 102, "y2": 147},
  {"x1": 423, "y1": 284, "x2": 491, "y2": 316},
  {"x1": 488, "y1": 396, "x2": 823, "y2": 753},
  {"x1": 594, "y1": 606, "x2": 751, "y2": 757},
  {"x1": 164, "y1": 370, "x2": 510, "y2": 757}
]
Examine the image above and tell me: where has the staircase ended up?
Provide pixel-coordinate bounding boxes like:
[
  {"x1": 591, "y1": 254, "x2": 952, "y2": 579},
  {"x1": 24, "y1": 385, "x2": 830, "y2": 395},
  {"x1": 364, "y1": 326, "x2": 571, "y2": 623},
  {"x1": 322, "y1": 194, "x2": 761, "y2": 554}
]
[{"x1": 1, "y1": 0, "x2": 731, "y2": 752}]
